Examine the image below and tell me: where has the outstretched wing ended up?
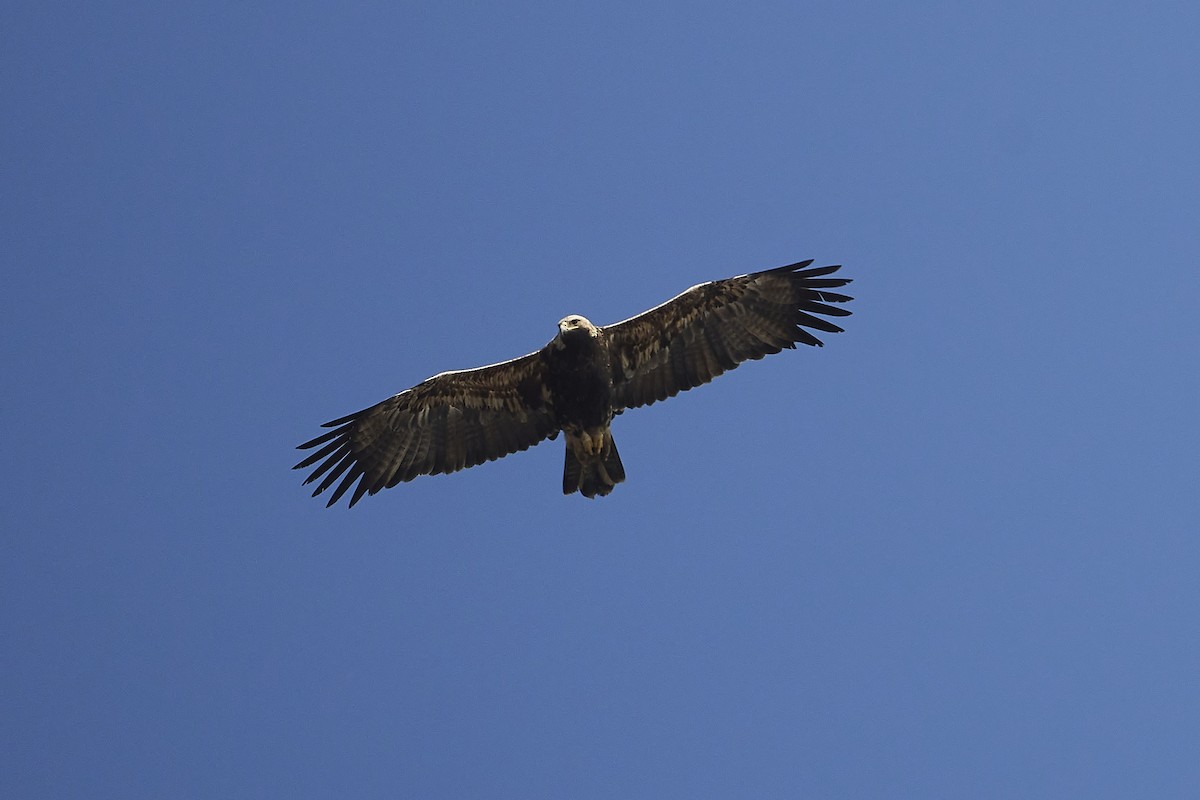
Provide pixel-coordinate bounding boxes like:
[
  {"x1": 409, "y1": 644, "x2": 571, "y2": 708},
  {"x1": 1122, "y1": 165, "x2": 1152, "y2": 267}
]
[
  {"x1": 294, "y1": 352, "x2": 558, "y2": 507},
  {"x1": 603, "y1": 260, "x2": 852, "y2": 411}
]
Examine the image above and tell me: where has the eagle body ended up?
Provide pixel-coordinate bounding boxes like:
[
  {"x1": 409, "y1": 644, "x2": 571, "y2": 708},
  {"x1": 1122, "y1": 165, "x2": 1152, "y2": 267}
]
[
  {"x1": 544, "y1": 317, "x2": 613, "y2": 430},
  {"x1": 543, "y1": 316, "x2": 624, "y2": 497},
  {"x1": 296, "y1": 260, "x2": 853, "y2": 506}
]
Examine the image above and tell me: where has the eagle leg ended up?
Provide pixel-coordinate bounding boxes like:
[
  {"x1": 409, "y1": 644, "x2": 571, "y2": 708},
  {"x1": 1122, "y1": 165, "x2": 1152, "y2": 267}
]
[{"x1": 563, "y1": 428, "x2": 625, "y2": 498}]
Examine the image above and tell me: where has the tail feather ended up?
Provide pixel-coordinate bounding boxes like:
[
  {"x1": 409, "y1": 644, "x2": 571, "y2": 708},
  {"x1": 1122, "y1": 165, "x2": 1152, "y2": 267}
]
[
  {"x1": 563, "y1": 448, "x2": 584, "y2": 495},
  {"x1": 563, "y1": 430, "x2": 625, "y2": 498}
]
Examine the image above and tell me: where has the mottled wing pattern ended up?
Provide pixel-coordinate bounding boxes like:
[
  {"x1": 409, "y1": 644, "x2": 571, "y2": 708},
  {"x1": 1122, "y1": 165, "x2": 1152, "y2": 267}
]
[
  {"x1": 603, "y1": 260, "x2": 853, "y2": 411},
  {"x1": 294, "y1": 352, "x2": 558, "y2": 507}
]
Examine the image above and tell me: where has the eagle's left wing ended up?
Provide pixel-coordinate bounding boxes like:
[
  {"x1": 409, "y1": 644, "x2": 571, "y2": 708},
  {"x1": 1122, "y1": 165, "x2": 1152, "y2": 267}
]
[
  {"x1": 603, "y1": 260, "x2": 852, "y2": 411},
  {"x1": 294, "y1": 352, "x2": 558, "y2": 507}
]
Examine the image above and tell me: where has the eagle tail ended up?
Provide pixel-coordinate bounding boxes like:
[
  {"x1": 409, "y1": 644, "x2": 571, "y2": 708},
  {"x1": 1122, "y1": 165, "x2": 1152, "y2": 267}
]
[{"x1": 563, "y1": 429, "x2": 625, "y2": 498}]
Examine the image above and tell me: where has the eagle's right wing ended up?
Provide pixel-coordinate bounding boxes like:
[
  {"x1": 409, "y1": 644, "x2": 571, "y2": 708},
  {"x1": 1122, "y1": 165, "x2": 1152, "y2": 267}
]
[
  {"x1": 294, "y1": 351, "x2": 558, "y2": 507},
  {"x1": 602, "y1": 260, "x2": 853, "y2": 411}
]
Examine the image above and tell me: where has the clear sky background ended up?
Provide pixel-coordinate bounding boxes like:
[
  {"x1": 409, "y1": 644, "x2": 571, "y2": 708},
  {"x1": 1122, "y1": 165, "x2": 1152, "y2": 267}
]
[{"x1": 4, "y1": 2, "x2": 1199, "y2": 797}]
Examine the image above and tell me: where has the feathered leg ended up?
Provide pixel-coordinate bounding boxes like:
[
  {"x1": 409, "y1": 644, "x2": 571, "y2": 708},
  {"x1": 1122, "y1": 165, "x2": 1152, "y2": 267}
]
[{"x1": 563, "y1": 428, "x2": 625, "y2": 498}]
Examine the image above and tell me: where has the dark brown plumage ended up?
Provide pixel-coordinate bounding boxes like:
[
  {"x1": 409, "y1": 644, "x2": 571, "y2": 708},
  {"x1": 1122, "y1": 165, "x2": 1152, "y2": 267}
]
[{"x1": 295, "y1": 259, "x2": 852, "y2": 506}]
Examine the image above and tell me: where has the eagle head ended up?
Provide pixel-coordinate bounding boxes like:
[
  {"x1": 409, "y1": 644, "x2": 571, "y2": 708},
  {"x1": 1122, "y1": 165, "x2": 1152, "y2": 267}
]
[{"x1": 555, "y1": 315, "x2": 598, "y2": 348}]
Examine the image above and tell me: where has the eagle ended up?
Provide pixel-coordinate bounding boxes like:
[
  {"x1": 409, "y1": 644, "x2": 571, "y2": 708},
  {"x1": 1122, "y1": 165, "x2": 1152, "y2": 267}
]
[{"x1": 295, "y1": 260, "x2": 852, "y2": 506}]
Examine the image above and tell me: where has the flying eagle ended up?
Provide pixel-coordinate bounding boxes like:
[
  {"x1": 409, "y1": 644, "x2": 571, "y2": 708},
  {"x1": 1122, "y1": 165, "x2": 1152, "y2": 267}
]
[{"x1": 295, "y1": 260, "x2": 852, "y2": 506}]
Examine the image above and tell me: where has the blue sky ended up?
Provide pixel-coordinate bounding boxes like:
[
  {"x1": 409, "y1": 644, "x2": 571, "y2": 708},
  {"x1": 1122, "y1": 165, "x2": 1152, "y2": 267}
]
[{"x1": 4, "y1": 1, "x2": 1199, "y2": 797}]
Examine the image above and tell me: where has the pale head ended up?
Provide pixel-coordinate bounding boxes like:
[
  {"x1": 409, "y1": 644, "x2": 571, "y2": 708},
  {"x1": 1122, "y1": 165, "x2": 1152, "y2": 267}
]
[{"x1": 554, "y1": 315, "x2": 599, "y2": 347}]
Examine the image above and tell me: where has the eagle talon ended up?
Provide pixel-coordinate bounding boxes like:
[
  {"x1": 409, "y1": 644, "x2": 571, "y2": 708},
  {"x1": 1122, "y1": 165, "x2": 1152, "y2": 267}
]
[{"x1": 587, "y1": 429, "x2": 607, "y2": 456}]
